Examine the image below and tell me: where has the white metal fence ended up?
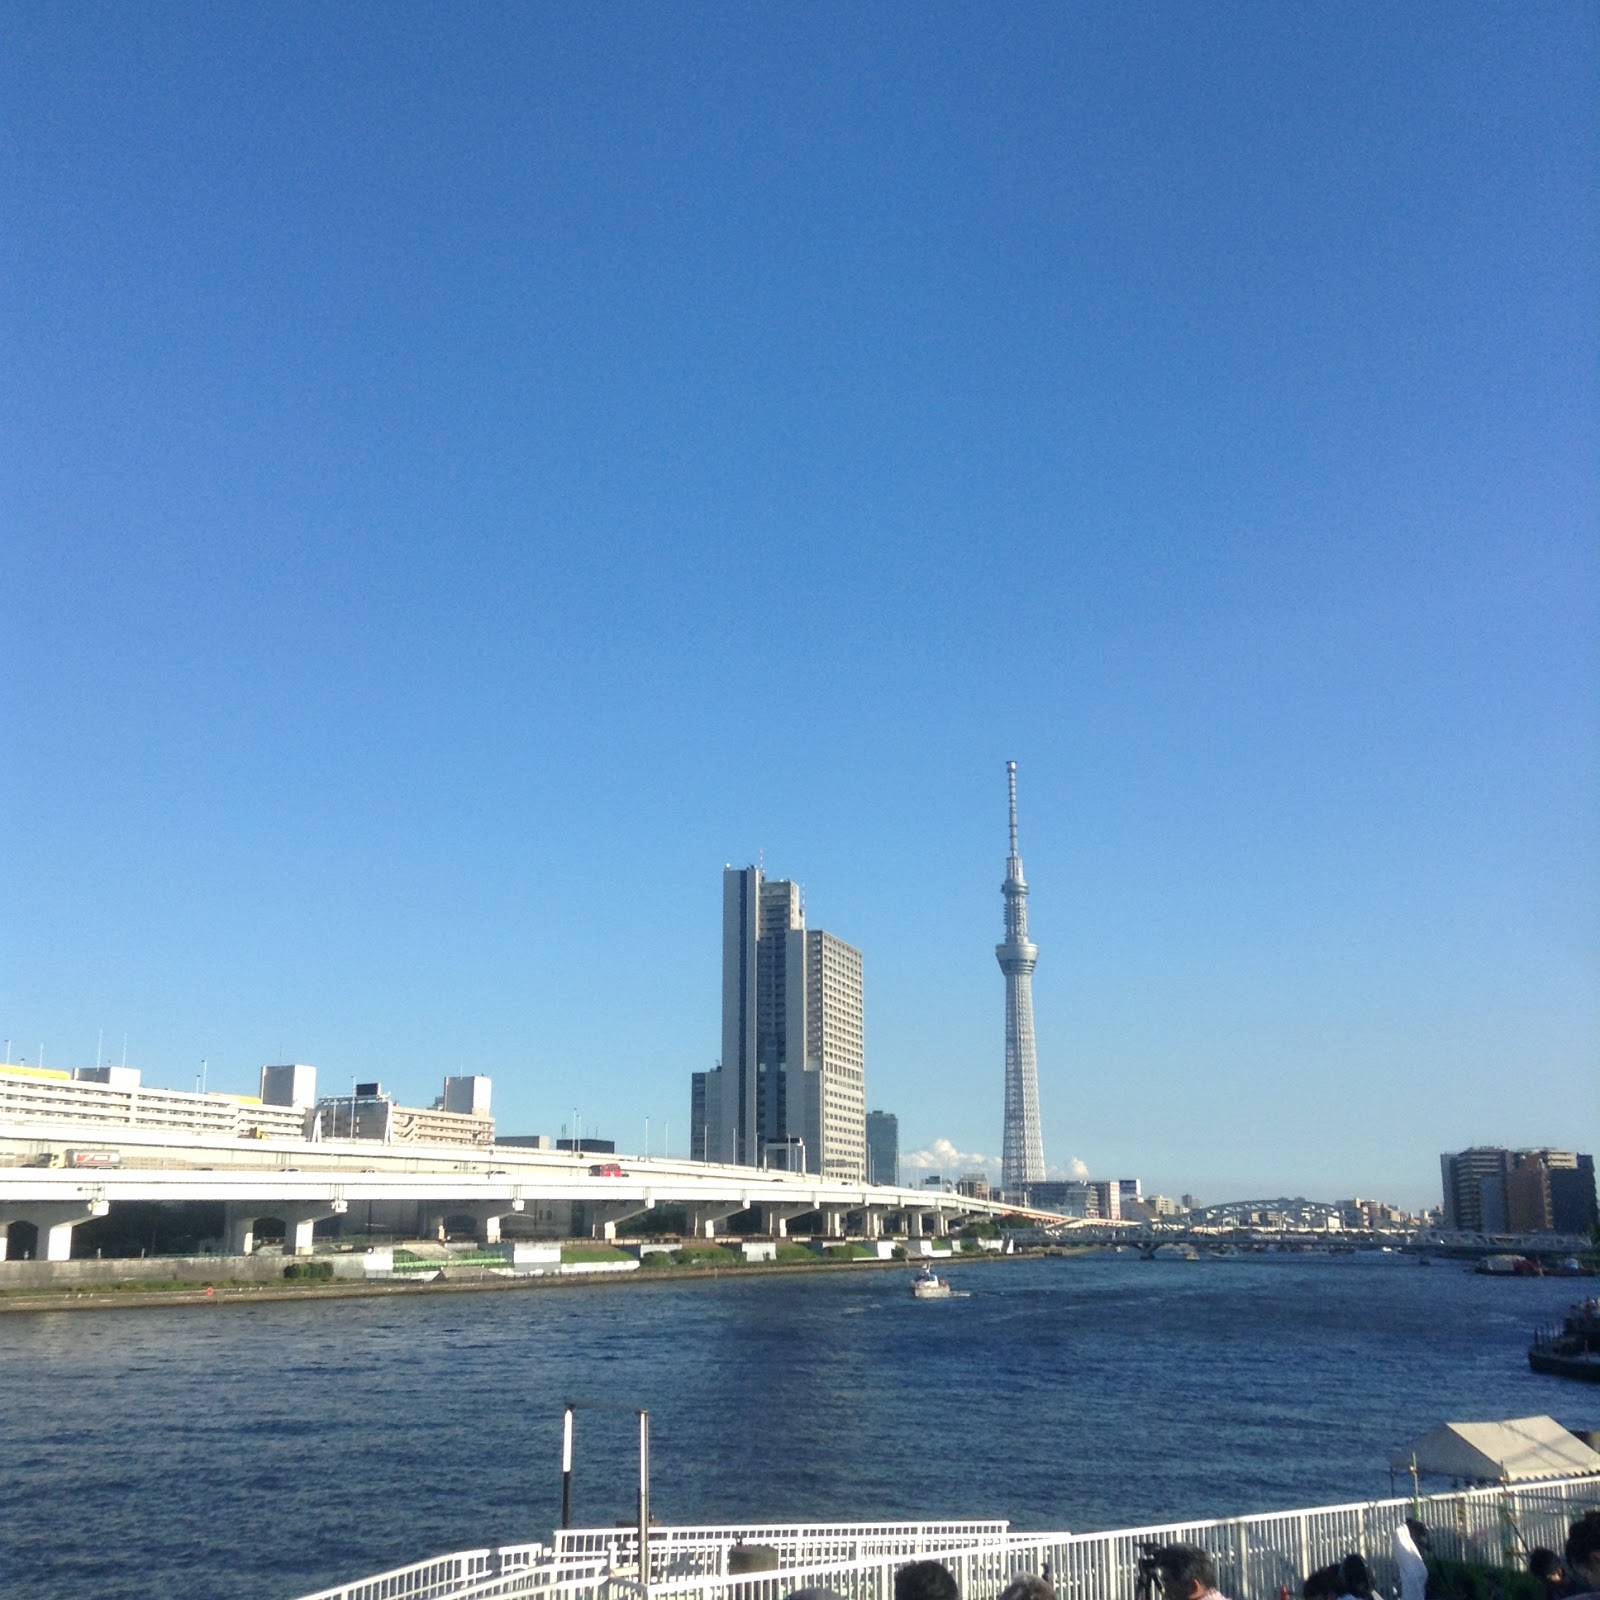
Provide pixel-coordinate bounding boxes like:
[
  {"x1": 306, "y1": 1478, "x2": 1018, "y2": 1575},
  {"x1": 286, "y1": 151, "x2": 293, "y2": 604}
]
[
  {"x1": 293, "y1": 1477, "x2": 1600, "y2": 1600},
  {"x1": 553, "y1": 1522, "x2": 1016, "y2": 1577}
]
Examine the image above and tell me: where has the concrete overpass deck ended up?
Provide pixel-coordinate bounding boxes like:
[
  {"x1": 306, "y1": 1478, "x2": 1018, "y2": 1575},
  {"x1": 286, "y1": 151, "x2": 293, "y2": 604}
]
[{"x1": 0, "y1": 1120, "x2": 1061, "y2": 1260}]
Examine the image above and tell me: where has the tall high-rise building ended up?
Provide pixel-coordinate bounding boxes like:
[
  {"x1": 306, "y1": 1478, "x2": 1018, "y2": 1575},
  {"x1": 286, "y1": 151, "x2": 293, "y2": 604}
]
[
  {"x1": 866, "y1": 1110, "x2": 899, "y2": 1186},
  {"x1": 996, "y1": 761, "x2": 1046, "y2": 1193},
  {"x1": 807, "y1": 927, "x2": 866, "y2": 1182},
  {"x1": 692, "y1": 865, "x2": 866, "y2": 1179}
]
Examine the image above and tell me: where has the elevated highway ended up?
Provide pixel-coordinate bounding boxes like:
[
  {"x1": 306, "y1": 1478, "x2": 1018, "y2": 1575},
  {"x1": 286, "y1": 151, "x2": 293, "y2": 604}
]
[{"x1": 0, "y1": 1120, "x2": 1059, "y2": 1260}]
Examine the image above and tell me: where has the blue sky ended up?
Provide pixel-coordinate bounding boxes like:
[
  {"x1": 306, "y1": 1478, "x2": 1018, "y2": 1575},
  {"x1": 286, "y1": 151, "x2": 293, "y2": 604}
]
[{"x1": 3, "y1": 4, "x2": 1594, "y2": 1211}]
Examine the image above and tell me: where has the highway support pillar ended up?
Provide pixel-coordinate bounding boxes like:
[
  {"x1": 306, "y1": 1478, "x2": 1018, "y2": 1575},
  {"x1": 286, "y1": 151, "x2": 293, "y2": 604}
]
[
  {"x1": 464, "y1": 1199, "x2": 525, "y2": 1246},
  {"x1": 820, "y1": 1207, "x2": 846, "y2": 1239},
  {"x1": 225, "y1": 1200, "x2": 348, "y2": 1257},
  {"x1": 582, "y1": 1200, "x2": 651, "y2": 1242},
  {"x1": 0, "y1": 1200, "x2": 110, "y2": 1262},
  {"x1": 685, "y1": 1203, "x2": 745, "y2": 1240},
  {"x1": 225, "y1": 1204, "x2": 257, "y2": 1257},
  {"x1": 285, "y1": 1202, "x2": 349, "y2": 1257},
  {"x1": 758, "y1": 1204, "x2": 813, "y2": 1238}
]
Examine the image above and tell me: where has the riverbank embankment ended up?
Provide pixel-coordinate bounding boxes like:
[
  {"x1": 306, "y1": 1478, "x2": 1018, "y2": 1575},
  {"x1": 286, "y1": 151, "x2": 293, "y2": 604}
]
[{"x1": 0, "y1": 1243, "x2": 1077, "y2": 1313}]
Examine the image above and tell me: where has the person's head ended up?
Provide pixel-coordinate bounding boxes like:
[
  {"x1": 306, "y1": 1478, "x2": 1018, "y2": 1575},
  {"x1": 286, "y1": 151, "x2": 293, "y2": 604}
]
[
  {"x1": 1152, "y1": 1545, "x2": 1218, "y2": 1600},
  {"x1": 999, "y1": 1577, "x2": 1055, "y2": 1600},
  {"x1": 1527, "y1": 1549, "x2": 1563, "y2": 1586},
  {"x1": 1565, "y1": 1513, "x2": 1600, "y2": 1591},
  {"x1": 1404, "y1": 1521, "x2": 1431, "y2": 1553},
  {"x1": 1339, "y1": 1554, "x2": 1374, "y2": 1599},
  {"x1": 896, "y1": 1561, "x2": 960, "y2": 1600},
  {"x1": 1303, "y1": 1565, "x2": 1342, "y2": 1600}
]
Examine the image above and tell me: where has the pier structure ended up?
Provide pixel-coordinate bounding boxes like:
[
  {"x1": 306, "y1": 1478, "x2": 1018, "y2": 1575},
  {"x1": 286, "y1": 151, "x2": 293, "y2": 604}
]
[{"x1": 996, "y1": 761, "x2": 1046, "y2": 1194}]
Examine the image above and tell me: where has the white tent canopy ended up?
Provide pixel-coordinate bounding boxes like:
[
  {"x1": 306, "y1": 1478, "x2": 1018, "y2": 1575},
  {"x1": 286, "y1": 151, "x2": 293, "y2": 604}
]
[{"x1": 1392, "y1": 1416, "x2": 1600, "y2": 1483}]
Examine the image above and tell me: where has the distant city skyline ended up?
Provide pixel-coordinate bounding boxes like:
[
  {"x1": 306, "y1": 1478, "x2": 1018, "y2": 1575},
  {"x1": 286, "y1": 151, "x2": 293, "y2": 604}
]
[{"x1": 3, "y1": 7, "x2": 1594, "y2": 1214}]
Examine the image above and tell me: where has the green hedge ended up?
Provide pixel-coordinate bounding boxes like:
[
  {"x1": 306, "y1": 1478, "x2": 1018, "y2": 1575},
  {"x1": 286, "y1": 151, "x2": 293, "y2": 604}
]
[
  {"x1": 560, "y1": 1244, "x2": 631, "y2": 1263},
  {"x1": 282, "y1": 1260, "x2": 334, "y2": 1280}
]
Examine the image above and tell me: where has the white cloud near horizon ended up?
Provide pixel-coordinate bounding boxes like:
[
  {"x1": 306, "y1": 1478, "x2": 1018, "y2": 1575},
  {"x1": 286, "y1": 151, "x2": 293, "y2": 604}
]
[
  {"x1": 904, "y1": 1140, "x2": 1092, "y2": 1183},
  {"x1": 902, "y1": 1137, "x2": 998, "y2": 1174},
  {"x1": 908, "y1": 1145, "x2": 1094, "y2": 1184}
]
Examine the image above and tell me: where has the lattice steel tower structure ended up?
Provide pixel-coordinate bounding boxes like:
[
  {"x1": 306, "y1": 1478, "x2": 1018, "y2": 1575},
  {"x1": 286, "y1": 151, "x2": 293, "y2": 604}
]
[{"x1": 996, "y1": 760, "x2": 1045, "y2": 1192}]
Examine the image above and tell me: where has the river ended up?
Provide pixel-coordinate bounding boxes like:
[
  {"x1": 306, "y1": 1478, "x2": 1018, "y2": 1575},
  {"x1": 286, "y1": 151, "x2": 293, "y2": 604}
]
[{"x1": 0, "y1": 1253, "x2": 1589, "y2": 1600}]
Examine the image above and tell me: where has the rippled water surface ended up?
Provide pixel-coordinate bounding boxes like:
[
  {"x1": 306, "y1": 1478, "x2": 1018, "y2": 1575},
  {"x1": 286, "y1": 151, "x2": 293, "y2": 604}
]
[{"x1": 0, "y1": 1254, "x2": 1587, "y2": 1600}]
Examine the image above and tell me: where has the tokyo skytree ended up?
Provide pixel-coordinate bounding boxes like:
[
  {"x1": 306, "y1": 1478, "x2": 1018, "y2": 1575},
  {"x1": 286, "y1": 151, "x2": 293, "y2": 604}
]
[{"x1": 996, "y1": 760, "x2": 1046, "y2": 1192}]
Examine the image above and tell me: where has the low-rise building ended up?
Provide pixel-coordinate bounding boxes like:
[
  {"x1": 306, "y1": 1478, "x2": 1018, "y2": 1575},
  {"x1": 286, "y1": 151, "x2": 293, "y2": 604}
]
[{"x1": 1, "y1": 1061, "x2": 308, "y2": 1141}]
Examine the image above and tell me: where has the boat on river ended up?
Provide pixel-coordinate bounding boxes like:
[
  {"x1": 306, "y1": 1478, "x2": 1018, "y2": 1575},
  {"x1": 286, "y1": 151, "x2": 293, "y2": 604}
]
[
  {"x1": 1528, "y1": 1297, "x2": 1600, "y2": 1382},
  {"x1": 911, "y1": 1266, "x2": 952, "y2": 1299}
]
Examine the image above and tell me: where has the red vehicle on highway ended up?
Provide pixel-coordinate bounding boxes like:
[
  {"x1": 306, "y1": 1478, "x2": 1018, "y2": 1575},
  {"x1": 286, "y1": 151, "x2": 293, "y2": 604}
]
[{"x1": 588, "y1": 1161, "x2": 626, "y2": 1177}]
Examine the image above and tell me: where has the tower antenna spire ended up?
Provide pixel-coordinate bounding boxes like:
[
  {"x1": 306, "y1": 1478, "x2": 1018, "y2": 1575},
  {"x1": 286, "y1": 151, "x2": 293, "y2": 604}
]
[{"x1": 1007, "y1": 759, "x2": 1020, "y2": 859}]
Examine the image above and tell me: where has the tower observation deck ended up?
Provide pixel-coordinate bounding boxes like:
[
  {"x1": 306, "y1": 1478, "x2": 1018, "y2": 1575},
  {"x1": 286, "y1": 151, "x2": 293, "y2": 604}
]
[{"x1": 996, "y1": 760, "x2": 1045, "y2": 1192}]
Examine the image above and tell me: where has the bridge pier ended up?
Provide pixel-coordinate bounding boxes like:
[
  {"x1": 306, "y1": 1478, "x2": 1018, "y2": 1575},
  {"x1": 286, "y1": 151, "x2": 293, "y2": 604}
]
[
  {"x1": 582, "y1": 1199, "x2": 651, "y2": 1242},
  {"x1": 422, "y1": 1199, "x2": 526, "y2": 1246},
  {"x1": 225, "y1": 1199, "x2": 348, "y2": 1257},
  {"x1": 686, "y1": 1203, "x2": 745, "y2": 1240},
  {"x1": 0, "y1": 1200, "x2": 111, "y2": 1262},
  {"x1": 471, "y1": 1199, "x2": 524, "y2": 1246},
  {"x1": 758, "y1": 1204, "x2": 813, "y2": 1238}
]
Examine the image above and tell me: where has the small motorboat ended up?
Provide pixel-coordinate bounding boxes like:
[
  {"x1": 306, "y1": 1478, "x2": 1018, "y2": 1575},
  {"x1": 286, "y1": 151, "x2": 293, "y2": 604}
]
[{"x1": 911, "y1": 1267, "x2": 952, "y2": 1300}]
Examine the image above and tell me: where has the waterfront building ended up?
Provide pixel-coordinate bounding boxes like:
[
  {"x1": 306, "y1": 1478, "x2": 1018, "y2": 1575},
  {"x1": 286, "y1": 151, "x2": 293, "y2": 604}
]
[
  {"x1": 1441, "y1": 1147, "x2": 1513, "y2": 1231},
  {"x1": 1024, "y1": 1179, "x2": 1097, "y2": 1216},
  {"x1": 0, "y1": 1059, "x2": 495, "y2": 1148},
  {"x1": 996, "y1": 761, "x2": 1046, "y2": 1194},
  {"x1": 1089, "y1": 1178, "x2": 1120, "y2": 1221},
  {"x1": 1506, "y1": 1150, "x2": 1596, "y2": 1232},
  {"x1": 1440, "y1": 1146, "x2": 1597, "y2": 1233},
  {"x1": 1338, "y1": 1196, "x2": 1409, "y2": 1230},
  {"x1": 1, "y1": 1059, "x2": 308, "y2": 1139},
  {"x1": 439, "y1": 1076, "x2": 491, "y2": 1116},
  {"x1": 1548, "y1": 1156, "x2": 1599, "y2": 1232},
  {"x1": 260, "y1": 1063, "x2": 317, "y2": 1109},
  {"x1": 866, "y1": 1109, "x2": 899, "y2": 1185},
  {"x1": 807, "y1": 927, "x2": 866, "y2": 1181},
  {"x1": 312, "y1": 1079, "x2": 494, "y2": 1146},
  {"x1": 691, "y1": 864, "x2": 866, "y2": 1179}
]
